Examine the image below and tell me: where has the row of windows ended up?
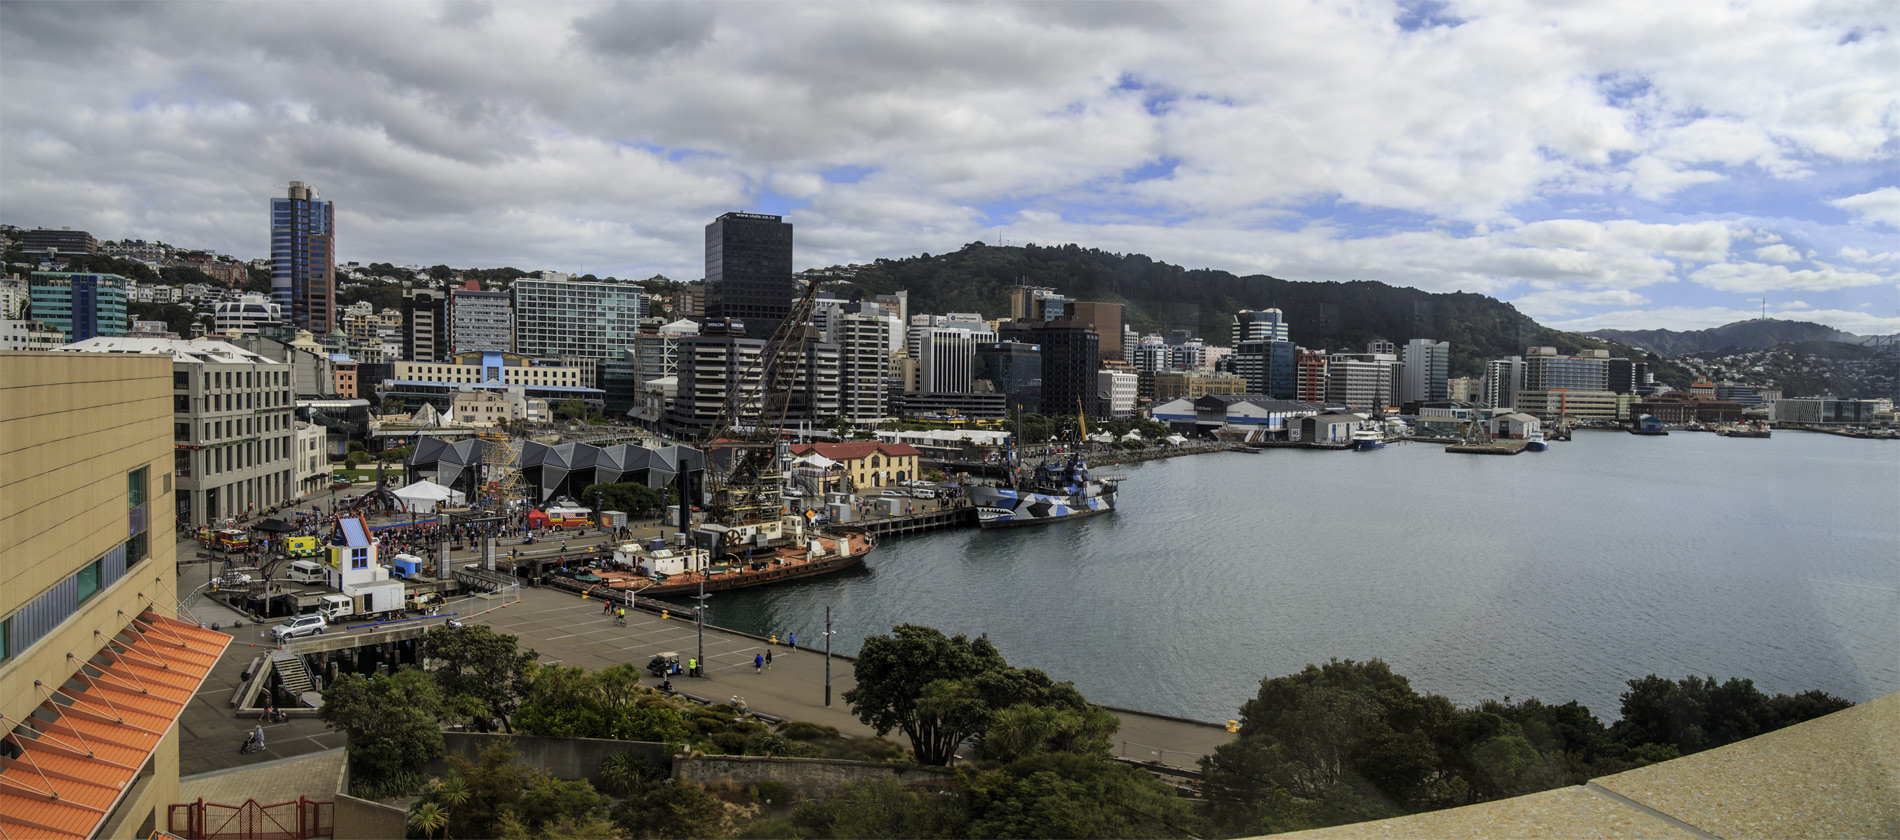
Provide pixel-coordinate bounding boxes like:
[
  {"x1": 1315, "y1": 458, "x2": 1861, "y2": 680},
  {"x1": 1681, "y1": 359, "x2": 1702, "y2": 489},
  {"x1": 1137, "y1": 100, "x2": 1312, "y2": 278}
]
[{"x1": 1, "y1": 470, "x2": 151, "y2": 663}]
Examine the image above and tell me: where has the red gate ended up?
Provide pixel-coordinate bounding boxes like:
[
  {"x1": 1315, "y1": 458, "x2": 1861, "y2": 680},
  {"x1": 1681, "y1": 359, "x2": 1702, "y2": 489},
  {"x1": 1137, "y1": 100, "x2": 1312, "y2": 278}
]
[{"x1": 166, "y1": 797, "x2": 333, "y2": 840}]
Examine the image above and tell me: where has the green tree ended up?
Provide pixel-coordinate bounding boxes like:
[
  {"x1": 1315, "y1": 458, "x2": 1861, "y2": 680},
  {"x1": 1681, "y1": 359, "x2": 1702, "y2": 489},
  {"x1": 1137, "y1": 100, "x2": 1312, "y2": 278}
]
[
  {"x1": 611, "y1": 779, "x2": 728, "y2": 839},
  {"x1": 845, "y1": 624, "x2": 1008, "y2": 765},
  {"x1": 127, "y1": 301, "x2": 200, "y2": 337},
  {"x1": 788, "y1": 778, "x2": 968, "y2": 839},
  {"x1": 407, "y1": 801, "x2": 448, "y2": 840},
  {"x1": 317, "y1": 668, "x2": 444, "y2": 797},
  {"x1": 554, "y1": 399, "x2": 589, "y2": 423},
  {"x1": 420, "y1": 624, "x2": 540, "y2": 733},
  {"x1": 429, "y1": 264, "x2": 454, "y2": 281},
  {"x1": 964, "y1": 753, "x2": 1201, "y2": 839},
  {"x1": 1609, "y1": 674, "x2": 1851, "y2": 755},
  {"x1": 514, "y1": 663, "x2": 689, "y2": 743}
]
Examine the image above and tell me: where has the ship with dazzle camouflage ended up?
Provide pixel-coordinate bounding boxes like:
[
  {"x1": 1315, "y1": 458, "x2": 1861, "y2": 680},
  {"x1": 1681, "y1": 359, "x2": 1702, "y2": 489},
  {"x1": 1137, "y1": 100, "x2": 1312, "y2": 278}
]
[{"x1": 970, "y1": 454, "x2": 1119, "y2": 528}]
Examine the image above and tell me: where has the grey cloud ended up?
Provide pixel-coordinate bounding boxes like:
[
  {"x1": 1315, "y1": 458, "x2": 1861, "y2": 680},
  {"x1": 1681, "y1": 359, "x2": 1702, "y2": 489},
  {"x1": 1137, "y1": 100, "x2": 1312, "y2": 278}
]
[{"x1": 570, "y1": 2, "x2": 718, "y2": 59}]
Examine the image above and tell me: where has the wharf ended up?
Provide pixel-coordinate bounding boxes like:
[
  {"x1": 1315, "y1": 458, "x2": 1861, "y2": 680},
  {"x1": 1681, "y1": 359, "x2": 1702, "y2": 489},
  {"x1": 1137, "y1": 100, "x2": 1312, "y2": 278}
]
[
  {"x1": 1245, "y1": 440, "x2": 1354, "y2": 451},
  {"x1": 854, "y1": 505, "x2": 977, "y2": 538},
  {"x1": 1445, "y1": 439, "x2": 1529, "y2": 455}
]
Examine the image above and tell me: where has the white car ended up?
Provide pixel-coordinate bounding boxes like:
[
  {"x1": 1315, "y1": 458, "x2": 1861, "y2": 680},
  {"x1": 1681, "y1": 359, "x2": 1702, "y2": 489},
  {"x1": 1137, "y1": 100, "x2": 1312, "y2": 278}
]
[
  {"x1": 879, "y1": 489, "x2": 911, "y2": 498},
  {"x1": 272, "y1": 614, "x2": 327, "y2": 641}
]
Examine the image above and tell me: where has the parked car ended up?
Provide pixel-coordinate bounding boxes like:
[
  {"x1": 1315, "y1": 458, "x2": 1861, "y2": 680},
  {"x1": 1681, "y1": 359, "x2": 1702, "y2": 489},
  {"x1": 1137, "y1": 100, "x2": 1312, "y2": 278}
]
[
  {"x1": 272, "y1": 614, "x2": 327, "y2": 641},
  {"x1": 781, "y1": 487, "x2": 804, "y2": 498},
  {"x1": 879, "y1": 489, "x2": 910, "y2": 498}
]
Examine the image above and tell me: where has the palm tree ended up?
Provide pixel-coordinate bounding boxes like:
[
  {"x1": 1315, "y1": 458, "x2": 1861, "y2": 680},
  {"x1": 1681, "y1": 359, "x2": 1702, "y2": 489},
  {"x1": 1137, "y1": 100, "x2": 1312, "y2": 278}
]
[{"x1": 407, "y1": 801, "x2": 448, "y2": 840}]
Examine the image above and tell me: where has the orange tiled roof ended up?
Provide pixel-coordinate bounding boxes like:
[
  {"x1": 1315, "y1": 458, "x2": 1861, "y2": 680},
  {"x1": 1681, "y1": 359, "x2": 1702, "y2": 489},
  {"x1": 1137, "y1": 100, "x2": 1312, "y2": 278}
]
[
  {"x1": 0, "y1": 610, "x2": 230, "y2": 840},
  {"x1": 789, "y1": 441, "x2": 921, "y2": 461}
]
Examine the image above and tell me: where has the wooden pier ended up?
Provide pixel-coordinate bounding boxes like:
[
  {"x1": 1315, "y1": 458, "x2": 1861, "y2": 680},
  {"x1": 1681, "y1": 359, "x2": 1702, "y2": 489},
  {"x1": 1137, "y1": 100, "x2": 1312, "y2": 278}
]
[{"x1": 853, "y1": 506, "x2": 978, "y2": 538}]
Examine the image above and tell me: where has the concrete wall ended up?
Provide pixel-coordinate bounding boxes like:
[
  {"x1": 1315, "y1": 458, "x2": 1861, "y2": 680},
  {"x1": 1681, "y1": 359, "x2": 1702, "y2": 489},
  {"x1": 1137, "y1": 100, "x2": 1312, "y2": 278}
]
[
  {"x1": 331, "y1": 752, "x2": 409, "y2": 840},
  {"x1": 674, "y1": 755, "x2": 955, "y2": 797},
  {"x1": 427, "y1": 732, "x2": 671, "y2": 787}
]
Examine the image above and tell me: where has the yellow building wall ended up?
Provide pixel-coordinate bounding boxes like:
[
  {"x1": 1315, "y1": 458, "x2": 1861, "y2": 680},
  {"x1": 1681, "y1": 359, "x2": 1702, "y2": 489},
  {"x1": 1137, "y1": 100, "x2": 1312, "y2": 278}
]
[{"x1": 0, "y1": 351, "x2": 178, "y2": 767}]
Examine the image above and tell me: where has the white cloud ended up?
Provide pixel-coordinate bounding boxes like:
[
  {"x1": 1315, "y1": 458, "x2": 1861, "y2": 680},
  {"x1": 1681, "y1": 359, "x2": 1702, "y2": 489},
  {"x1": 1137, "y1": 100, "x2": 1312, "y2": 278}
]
[
  {"x1": 1688, "y1": 261, "x2": 1894, "y2": 294},
  {"x1": 0, "y1": 1, "x2": 1894, "y2": 334},
  {"x1": 1510, "y1": 288, "x2": 1653, "y2": 319},
  {"x1": 1753, "y1": 244, "x2": 1804, "y2": 263},
  {"x1": 1830, "y1": 187, "x2": 1900, "y2": 230},
  {"x1": 1550, "y1": 306, "x2": 1900, "y2": 335}
]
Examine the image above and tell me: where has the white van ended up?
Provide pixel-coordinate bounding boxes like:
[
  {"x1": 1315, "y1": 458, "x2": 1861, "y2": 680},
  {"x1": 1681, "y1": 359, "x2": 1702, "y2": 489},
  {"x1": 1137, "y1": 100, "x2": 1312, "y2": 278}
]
[{"x1": 286, "y1": 560, "x2": 327, "y2": 584}]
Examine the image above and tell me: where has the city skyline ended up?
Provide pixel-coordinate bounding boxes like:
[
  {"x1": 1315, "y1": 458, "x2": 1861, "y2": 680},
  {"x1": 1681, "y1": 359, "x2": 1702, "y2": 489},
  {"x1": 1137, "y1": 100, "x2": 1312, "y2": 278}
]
[{"x1": 1, "y1": 1, "x2": 1895, "y2": 335}]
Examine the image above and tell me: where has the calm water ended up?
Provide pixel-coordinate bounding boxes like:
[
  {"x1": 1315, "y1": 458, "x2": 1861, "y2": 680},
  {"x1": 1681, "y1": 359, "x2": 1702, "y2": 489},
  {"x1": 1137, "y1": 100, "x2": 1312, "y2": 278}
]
[{"x1": 674, "y1": 431, "x2": 1900, "y2": 724}]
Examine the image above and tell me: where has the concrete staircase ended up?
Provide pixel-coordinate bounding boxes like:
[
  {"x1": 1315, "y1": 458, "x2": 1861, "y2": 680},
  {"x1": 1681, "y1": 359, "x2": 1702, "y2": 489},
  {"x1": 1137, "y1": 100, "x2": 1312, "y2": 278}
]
[{"x1": 270, "y1": 650, "x2": 314, "y2": 696}]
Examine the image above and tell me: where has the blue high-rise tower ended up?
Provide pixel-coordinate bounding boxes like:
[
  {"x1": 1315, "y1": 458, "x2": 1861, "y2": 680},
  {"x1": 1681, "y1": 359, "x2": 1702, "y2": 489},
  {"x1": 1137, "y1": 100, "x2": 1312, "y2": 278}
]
[{"x1": 270, "y1": 181, "x2": 336, "y2": 333}]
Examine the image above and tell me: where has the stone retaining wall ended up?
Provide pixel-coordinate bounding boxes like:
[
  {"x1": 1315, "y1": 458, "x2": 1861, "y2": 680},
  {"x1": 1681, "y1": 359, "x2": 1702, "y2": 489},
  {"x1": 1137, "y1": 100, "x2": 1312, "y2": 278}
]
[
  {"x1": 673, "y1": 754, "x2": 955, "y2": 797},
  {"x1": 426, "y1": 732, "x2": 670, "y2": 787}
]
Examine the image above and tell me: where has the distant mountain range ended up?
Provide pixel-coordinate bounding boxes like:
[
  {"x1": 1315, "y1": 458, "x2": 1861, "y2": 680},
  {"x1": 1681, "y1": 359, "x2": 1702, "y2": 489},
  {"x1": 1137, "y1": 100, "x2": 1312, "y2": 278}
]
[
  {"x1": 834, "y1": 241, "x2": 1690, "y2": 384},
  {"x1": 1585, "y1": 320, "x2": 1884, "y2": 356}
]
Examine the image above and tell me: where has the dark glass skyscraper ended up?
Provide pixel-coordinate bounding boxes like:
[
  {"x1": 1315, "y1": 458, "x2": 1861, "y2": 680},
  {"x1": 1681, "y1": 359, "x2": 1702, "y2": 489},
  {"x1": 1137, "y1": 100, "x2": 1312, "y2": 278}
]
[
  {"x1": 270, "y1": 181, "x2": 336, "y2": 333},
  {"x1": 705, "y1": 212, "x2": 794, "y2": 339}
]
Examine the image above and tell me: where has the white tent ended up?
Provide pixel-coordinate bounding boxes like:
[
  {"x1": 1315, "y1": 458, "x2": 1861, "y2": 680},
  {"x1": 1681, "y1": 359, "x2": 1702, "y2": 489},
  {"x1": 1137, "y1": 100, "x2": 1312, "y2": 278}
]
[
  {"x1": 394, "y1": 479, "x2": 465, "y2": 512},
  {"x1": 1119, "y1": 430, "x2": 1145, "y2": 442},
  {"x1": 1163, "y1": 434, "x2": 1189, "y2": 446},
  {"x1": 790, "y1": 453, "x2": 838, "y2": 468}
]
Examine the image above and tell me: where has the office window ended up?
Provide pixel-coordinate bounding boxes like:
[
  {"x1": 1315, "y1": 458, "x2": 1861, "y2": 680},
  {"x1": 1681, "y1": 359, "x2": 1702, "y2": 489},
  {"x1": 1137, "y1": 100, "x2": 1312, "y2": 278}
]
[{"x1": 76, "y1": 560, "x2": 102, "y2": 603}]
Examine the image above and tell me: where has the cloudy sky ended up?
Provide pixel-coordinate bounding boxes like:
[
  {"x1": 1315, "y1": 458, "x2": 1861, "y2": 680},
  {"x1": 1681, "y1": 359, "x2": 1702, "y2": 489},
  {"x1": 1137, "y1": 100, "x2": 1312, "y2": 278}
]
[{"x1": 3, "y1": 1, "x2": 1896, "y2": 334}]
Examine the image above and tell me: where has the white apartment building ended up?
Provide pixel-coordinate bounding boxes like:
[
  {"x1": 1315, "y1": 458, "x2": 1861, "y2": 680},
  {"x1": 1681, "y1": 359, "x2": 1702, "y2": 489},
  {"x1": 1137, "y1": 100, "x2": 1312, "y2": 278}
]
[
  {"x1": 214, "y1": 293, "x2": 284, "y2": 334},
  {"x1": 1326, "y1": 353, "x2": 1399, "y2": 410},
  {"x1": 294, "y1": 420, "x2": 331, "y2": 496},
  {"x1": 1098, "y1": 369, "x2": 1138, "y2": 418}
]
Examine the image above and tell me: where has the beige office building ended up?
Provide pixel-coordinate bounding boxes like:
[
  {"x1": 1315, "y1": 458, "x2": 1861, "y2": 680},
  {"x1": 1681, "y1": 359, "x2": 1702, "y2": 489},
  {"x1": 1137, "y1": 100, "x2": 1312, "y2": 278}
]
[{"x1": 1, "y1": 352, "x2": 230, "y2": 839}]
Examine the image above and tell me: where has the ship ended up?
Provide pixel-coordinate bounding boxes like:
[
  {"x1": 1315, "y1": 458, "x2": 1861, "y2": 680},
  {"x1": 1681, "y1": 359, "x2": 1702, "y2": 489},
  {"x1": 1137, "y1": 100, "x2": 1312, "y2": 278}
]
[
  {"x1": 1716, "y1": 422, "x2": 1772, "y2": 438},
  {"x1": 1351, "y1": 425, "x2": 1387, "y2": 451},
  {"x1": 1525, "y1": 429, "x2": 1549, "y2": 452},
  {"x1": 970, "y1": 455, "x2": 1119, "y2": 528},
  {"x1": 605, "y1": 517, "x2": 875, "y2": 597}
]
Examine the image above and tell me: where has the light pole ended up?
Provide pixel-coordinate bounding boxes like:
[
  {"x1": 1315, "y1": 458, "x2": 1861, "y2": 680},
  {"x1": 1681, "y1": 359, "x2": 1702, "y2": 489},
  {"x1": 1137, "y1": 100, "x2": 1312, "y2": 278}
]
[
  {"x1": 823, "y1": 606, "x2": 834, "y2": 707},
  {"x1": 693, "y1": 578, "x2": 709, "y2": 678}
]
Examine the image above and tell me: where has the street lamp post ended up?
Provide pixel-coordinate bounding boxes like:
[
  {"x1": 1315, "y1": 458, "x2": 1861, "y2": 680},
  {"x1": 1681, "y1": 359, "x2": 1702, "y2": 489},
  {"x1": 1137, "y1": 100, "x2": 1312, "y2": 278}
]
[
  {"x1": 693, "y1": 578, "x2": 709, "y2": 678},
  {"x1": 823, "y1": 606, "x2": 834, "y2": 707}
]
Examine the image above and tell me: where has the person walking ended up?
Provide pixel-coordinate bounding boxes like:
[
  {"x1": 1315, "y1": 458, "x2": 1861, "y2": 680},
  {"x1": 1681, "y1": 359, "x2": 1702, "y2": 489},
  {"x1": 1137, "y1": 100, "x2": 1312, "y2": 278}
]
[
  {"x1": 755, "y1": 652, "x2": 764, "y2": 674},
  {"x1": 787, "y1": 632, "x2": 796, "y2": 652},
  {"x1": 765, "y1": 650, "x2": 772, "y2": 669},
  {"x1": 688, "y1": 656, "x2": 698, "y2": 677}
]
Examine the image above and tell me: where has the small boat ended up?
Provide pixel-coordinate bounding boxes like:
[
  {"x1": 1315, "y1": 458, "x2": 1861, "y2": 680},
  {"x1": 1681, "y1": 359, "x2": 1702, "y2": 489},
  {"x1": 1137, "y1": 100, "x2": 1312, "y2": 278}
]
[
  {"x1": 1525, "y1": 430, "x2": 1549, "y2": 452},
  {"x1": 1351, "y1": 427, "x2": 1386, "y2": 451}
]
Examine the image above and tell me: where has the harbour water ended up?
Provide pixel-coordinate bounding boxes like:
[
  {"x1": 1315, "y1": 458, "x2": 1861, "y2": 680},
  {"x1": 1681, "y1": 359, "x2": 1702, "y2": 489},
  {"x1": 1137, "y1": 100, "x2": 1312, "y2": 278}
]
[{"x1": 686, "y1": 431, "x2": 1900, "y2": 724}]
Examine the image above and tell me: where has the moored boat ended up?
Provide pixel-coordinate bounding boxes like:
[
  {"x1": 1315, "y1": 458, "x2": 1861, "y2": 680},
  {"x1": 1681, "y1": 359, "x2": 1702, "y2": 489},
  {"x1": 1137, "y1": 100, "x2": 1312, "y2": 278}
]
[
  {"x1": 970, "y1": 455, "x2": 1119, "y2": 528},
  {"x1": 1351, "y1": 427, "x2": 1386, "y2": 451},
  {"x1": 608, "y1": 520, "x2": 875, "y2": 597},
  {"x1": 1525, "y1": 430, "x2": 1549, "y2": 452}
]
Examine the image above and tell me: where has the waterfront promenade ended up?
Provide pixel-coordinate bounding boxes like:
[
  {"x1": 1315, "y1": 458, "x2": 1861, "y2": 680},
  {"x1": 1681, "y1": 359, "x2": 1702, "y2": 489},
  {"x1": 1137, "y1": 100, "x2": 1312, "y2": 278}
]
[{"x1": 173, "y1": 525, "x2": 1232, "y2": 779}]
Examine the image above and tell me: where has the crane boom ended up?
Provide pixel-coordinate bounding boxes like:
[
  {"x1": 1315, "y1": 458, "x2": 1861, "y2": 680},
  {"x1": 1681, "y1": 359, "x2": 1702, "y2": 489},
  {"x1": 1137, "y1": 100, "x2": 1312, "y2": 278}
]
[{"x1": 692, "y1": 276, "x2": 828, "y2": 523}]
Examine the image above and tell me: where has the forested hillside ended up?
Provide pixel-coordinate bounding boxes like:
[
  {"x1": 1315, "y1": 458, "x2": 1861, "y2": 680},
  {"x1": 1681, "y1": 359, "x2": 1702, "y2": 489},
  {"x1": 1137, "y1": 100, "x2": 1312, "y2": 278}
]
[
  {"x1": 1587, "y1": 319, "x2": 1865, "y2": 356},
  {"x1": 836, "y1": 241, "x2": 1683, "y2": 384}
]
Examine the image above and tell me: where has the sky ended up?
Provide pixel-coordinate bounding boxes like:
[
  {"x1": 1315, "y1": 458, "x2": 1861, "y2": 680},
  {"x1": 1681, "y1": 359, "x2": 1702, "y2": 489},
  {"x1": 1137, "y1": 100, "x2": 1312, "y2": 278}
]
[{"x1": 2, "y1": 1, "x2": 1897, "y2": 335}]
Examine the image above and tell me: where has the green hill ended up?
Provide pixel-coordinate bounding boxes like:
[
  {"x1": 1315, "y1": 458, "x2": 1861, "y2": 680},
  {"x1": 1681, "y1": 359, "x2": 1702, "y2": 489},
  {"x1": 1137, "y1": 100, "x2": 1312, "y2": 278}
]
[
  {"x1": 835, "y1": 241, "x2": 1685, "y2": 386},
  {"x1": 1587, "y1": 319, "x2": 1863, "y2": 356}
]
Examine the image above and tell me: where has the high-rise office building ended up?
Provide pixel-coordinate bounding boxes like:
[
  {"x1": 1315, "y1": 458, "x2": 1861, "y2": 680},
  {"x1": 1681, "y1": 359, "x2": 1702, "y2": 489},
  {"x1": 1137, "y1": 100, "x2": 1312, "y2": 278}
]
[
  {"x1": 1027, "y1": 319, "x2": 1101, "y2": 418},
  {"x1": 18, "y1": 227, "x2": 99, "y2": 261},
  {"x1": 1326, "y1": 352, "x2": 1398, "y2": 410},
  {"x1": 664, "y1": 322, "x2": 840, "y2": 436},
  {"x1": 402, "y1": 289, "x2": 446, "y2": 362},
  {"x1": 1068, "y1": 301, "x2": 1125, "y2": 362},
  {"x1": 270, "y1": 181, "x2": 336, "y2": 333},
  {"x1": 1233, "y1": 339, "x2": 1299, "y2": 400},
  {"x1": 1296, "y1": 348, "x2": 1328, "y2": 403},
  {"x1": 1483, "y1": 357, "x2": 1525, "y2": 408},
  {"x1": 704, "y1": 212, "x2": 795, "y2": 339},
  {"x1": 829, "y1": 307, "x2": 898, "y2": 423},
  {"x1": 974, "y1": 340, "x2": 1042, "y2": 418},
  {"x1": 449, "y1": 288, "x2": 513, "y2": 354},
  {"x1": 29, "y1": 272, "x2": 128, "y2": 341},
  {"x1": 512, "y1": 277, "x2": 646, "y2": 359},
  {"x1": 1234, "y1": 309, "x2": 1290, "y2": 343},
  {"x1": 1399, "y1": 339, "x2": 1450, "y2": 405}
]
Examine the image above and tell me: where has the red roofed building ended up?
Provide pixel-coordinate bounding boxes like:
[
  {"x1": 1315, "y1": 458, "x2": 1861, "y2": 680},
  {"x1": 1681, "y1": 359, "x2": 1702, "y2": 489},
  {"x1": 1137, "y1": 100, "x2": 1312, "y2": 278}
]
[{"x1": 790, "y1": 441, "x2": 922, "y2": 489}]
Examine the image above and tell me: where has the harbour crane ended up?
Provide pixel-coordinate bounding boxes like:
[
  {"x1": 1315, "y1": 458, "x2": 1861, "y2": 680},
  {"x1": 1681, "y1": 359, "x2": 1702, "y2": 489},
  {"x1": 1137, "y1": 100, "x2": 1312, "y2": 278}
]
[{"x1": 691, "y1": 276, "x2": 828, "y2": 524}]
